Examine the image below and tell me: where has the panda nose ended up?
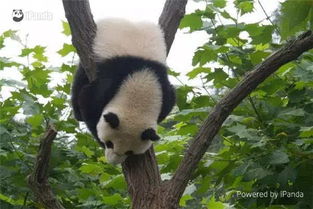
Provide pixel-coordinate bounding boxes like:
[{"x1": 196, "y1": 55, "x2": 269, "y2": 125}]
[
  {"x1": 124, "y1": 150, "x2": 134, "y2": 156},
  {"x1": 105, "y1": 141, "x2": 114, "y2": 149}
]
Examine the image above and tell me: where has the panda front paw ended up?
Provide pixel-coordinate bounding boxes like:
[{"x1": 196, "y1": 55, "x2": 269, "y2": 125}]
[{"x1": 105, "y1": 149, "x2": 127, "y2": 164}]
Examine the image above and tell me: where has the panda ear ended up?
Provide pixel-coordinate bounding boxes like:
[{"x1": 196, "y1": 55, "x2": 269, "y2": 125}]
[
  {"x1": 103, "y1": 112, "x2": 119, "y2": 129},
  {"x1": 141, "y1": 128, "x2": 160, "y2": 141}
]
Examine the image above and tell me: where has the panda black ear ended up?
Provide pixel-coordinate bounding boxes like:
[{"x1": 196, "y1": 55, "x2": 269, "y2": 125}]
[
  {"x1": 141, "y1": 128, "x2": 160, "y2": 141},
  {"x1": 103, "y1": 112, "x2": 119, "y2": 129}
]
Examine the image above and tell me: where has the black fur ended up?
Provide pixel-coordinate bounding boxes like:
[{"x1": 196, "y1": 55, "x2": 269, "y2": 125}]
[
  {"x1": 105, "y1": 141, "x2": 114, "y2": 149},
  {"x1": 71, "y1": 56, "x2": 176, "y2": 141},
  {"x1": 103, "y1": 112, "x2": 119, "y2": 129},
  {"x1": 141, "y1": 128, "x2": 160, "y2": 141}
]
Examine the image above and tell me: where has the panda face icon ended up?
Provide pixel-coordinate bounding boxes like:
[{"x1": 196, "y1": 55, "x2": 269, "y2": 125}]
[{"x1": 12, "y1": 9, "x2": 24, "y2": 22}]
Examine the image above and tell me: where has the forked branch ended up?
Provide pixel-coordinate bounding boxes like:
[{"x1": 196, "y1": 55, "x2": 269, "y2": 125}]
[{"x1": 28, "y1": 124, "x2": 64, "y2": 209}]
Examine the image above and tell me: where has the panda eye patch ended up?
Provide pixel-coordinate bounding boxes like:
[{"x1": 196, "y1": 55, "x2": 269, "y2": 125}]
[
  {"x1": 105, "y1": 141, "x2": 114, "y2": 149},
  {"x1": 103, "y1": 112, "x2": 119, "y2": 129},
  {"x1": 141, "y1": 128, "x2": 160, "y2": 141}
]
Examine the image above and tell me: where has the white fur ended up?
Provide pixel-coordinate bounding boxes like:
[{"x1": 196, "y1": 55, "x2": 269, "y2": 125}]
[
  {"x1": 93, "y1": 18, "x2": 167, "y2": 64},
  {"x1": 97, "y1": 70, "x2": 162, "y2": 164}
]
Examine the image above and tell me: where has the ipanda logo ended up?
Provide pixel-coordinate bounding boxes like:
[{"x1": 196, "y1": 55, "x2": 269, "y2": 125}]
[
  {"x1": 12, "y1": 9, "x2": 53, "y2": 22},
  {"x1": 12, "y1": 9, "x2": 24, "y2": 22}
]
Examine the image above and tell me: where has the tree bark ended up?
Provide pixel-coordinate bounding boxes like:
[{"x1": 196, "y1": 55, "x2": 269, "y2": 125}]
[
  {"x1": 28, "y1": 125, "x2": 64, "y2": 209},
  {"x1": 62, "y1": 0, "x2": 97, "y2": 81},
  {"x1": 159, "y1": 0, "x2": 188, "y2": 55}
]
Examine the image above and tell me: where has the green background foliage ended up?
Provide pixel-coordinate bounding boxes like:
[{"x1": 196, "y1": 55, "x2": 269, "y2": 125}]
[{"x1": 1, "y1": 0, "x2": 312, "y2": 208}]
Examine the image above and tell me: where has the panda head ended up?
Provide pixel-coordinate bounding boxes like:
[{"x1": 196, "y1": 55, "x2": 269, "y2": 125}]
[
  {"x1": 12, "y1": 10, "x2": 24, "y2": 22},
  {"x1": 97, "y1": 111, "x2": 160, "y2": 164}
]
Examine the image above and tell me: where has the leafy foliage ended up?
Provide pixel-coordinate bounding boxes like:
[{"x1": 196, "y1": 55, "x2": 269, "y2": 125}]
[
  {"x1": 278, "y1": 0, "x2": 313, "y2": 40},
  {"x1": 176, "y1": 0, "x2": 313, "y2": 208},
  {"x1": 1, "y1": 0, "x2": 313, "y2": 208}
]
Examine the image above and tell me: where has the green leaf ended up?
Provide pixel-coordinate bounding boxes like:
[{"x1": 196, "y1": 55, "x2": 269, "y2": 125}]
[
  {"x1": 244, "y1": 23, "x2": 263, "y2": 36},
  {"x1": 220, "y1": 11, "x2": 236, "y2": 22},
  {"x1": 62, "y1": 21, "x2": 71, "y2": 36},
  {"x1": 20, "y1": 45, "x2": 48, "y2": 62},
  {"x1": 2, "y1": 30, "x2": 17, "y2": 38},
  {"x1": 244, "y1": 167, "x2": 272, "y2": 181},
  {"x1": 187, "y1": 67, "x2": 211, "y2": 79},
  {"x1": 206, "y1": 196, "x2": 225, "y2": 209},
  {"x1": 79, "y1": 163, "x2": 103, "y2": 175},
  {"x1": 250, "y1": 51, "x2": 270, "y2": 65},
  {"x1": 0, "y1": 193, "x2": 24, "y2": 206},
  {"x1": 77, "y1": 188, "x2": 95, "y2": 201},
  {"x1": 269, "y1": 150, "x2": 289, "y2": 165},
  {"x1": 179, "y1": 194, "x2": 192, "y2": 207},
  {"x1": 218, "y1": 25, "x2": 242, "y2": 38},
  {"x1": 60, "y1": 64, "x2": 76, "y2": 73},
  {"x1": 58, "y1": 43, "x2": 76, "y2": 57},
  {"x1": 206, "y1": 69, "x2": 229, "y2": 88},
  {"x1": 105, "y1": 175, "x2": 127, "y2": 190},
  {"x1": 278, "y1": 108, "x2": 305, "y2": 117},
  {"x1": 22, "y1": 67, "x2": 51, "y2": 97},
  {"x1": 279, "y1": 0, "x2": 312, "y2": 40},
  {"x1": 227, "y1": 124, "x2": 259, "y2": 140},
  {"x1": 168, "y1": 69, "x2": 180, "y2": 77},
  {"x1": 278, "y1": 166, "x2": 297, "y2": 186},
  {"x1": 177, "y1": 124, "x2": 199, "y2": 135},
  {"x1": 20, "y1": 48, "x2": 34, "y2": 57},
  {"x1": 176, "y1": 85, "x2": 193, "y2": 110},
  {"x1": 300, "y1": 127, "x2": 313, "y2": 138},
  {"x1": 0, "y1": 37, "x2": 4, "y2": 49},
  {"x1": 76, "y1": 145, "x2": 95, "y2": 157},
  {"x1": 192, "y1": 46, "x2": 218, "y2": 66},
  {"x1": 192, "y1": 96, "x2": 213, "y2": 108},
  {"x1": 102, "y1": 193, "x2": 123, "y2": 205},
  {"x1": 26, "y1": 114, "x2": 44, "y2": 128},
  {"x1": 238, "y1": 1, "x2": 254, "y2": 15},
  {"x1": 250, "y1": 25, "x2": 274, "y2": 45},
  {"x1": 33, "y1": 45, "x2": 48, "y2": 62},
  {"x1": 232, "y1": 162, "x2": 250, "y2": 176},
  {"x1": 213, "y1": 0, "x2": 226, "y2": 8},
  {"x1": 260, "y1": 77, "x2": 286, "y2": 95},
  {"x1": 179, "y1": 13, "x2": 203, "y2": 32}
]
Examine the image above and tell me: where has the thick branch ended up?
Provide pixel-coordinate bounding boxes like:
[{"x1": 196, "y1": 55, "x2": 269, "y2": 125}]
[
  {"x1": 28, "y1": 125, "x2": 64, "y2": 209},
  {"x1": 169, "y1": 31, "x2": 313, "y2": 200},
  {"x1": 120, "y1": 0, "x2": 188, "y2": 207},
  {"x1": 159, "y1": 0, "x2": 188, "y2": 54},
  {"x1": 122, "y1": 147, "x2": 162, "y2": 209},
  {"x1": 62, "y1": 0, "x2": 97, "y2": 82}
]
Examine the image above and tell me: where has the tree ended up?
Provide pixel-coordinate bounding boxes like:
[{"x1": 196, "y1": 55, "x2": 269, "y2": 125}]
[{"x1": 1, "y1": 0, "x2": 313, "y2": 208}]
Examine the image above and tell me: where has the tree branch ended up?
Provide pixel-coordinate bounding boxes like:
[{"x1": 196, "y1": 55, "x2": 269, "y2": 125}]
[
  {"x1": 120, "y1": 1, "x2": 188, "y2": 207},
  {"x1": 169, "y1": 30, "x2": 313, "y2": 200},
  {"x1": 28, "y1": 124, "x2": 64, "y2": 209},
  {"x1": 159, "y1": 0, "x2": 188, "y2": 54},
  {"x1": 122, "y1": 147, "x2": 162, "y2": 209},
  {"x1": 62, "y1": 0, "x2": 97, "y2": 82}
]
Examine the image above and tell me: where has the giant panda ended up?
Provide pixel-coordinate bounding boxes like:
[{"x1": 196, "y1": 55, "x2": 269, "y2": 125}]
[{"x1": 71, "y1": 18, "x2": 176, "y2": 164}]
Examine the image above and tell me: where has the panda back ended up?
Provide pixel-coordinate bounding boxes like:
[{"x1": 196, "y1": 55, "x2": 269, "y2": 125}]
[{"x1": 93, "y1": 18, "x2": 167, "y2": 64}]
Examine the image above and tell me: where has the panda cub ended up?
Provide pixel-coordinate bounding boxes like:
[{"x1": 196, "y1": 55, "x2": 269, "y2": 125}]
[{"x1": 71, "y1": 18, "x2": 175, "y2": 164}]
